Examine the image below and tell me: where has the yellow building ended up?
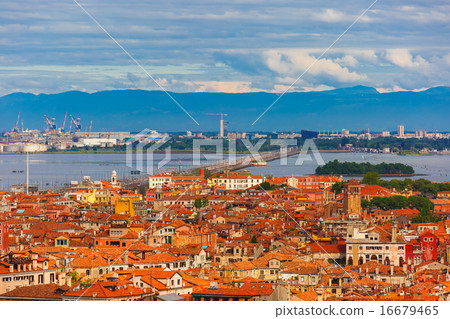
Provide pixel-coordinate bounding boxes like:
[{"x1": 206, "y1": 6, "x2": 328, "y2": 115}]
[{"x1": 115, "y1": 195, "x2": 142, "y2": 217}]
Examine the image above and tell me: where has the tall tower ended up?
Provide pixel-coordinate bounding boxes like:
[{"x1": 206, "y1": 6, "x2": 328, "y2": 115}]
[
  {"x1": 343, "y1": 180, "x2": 361, "y2": 215},
  {"x1": 111, "y1": 170, "x2": 117, "y2": 186},
  {"x1": 397, "y1": 125, "x2": 404, "y2": 137},
  {"x1": 153, "y1": 184, "x2": 164, "y2": 211},
  {"x1": 219, "y1": 113, "x2": 228, "y2": 138}
]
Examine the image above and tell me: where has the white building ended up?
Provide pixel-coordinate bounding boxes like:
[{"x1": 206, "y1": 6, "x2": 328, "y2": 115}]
[
  {"x1": 148, "y1": 173, "x2": 172, "y2": 188},
  {"x1": 208, "y1": 173, "x2": 263, "y2": 190}
]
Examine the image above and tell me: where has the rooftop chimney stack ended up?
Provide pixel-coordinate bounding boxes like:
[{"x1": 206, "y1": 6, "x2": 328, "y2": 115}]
[{"x1": 392, "y1": 222, "x2": 398, "y2": 243}]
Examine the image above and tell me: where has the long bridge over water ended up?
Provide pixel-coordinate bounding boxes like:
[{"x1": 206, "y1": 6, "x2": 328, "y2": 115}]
[{"x1": 122, "y1": 147, "x2": 304, "y2": 187}]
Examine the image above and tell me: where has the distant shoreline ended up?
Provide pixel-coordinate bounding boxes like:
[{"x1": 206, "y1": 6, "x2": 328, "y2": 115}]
[{"x1": 1, "y1": 149, "x2": 352, "y2": 155}]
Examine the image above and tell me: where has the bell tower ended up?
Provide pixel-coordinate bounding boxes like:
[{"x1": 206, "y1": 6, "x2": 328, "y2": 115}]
[
  {"x1": 343, "y1": 179, "x2": 361, "y2": 215},
  {"x1": 153, "y1": 185, "x2": 164, "y2": 211},
  {"x1": 111, "y1": 170, "x2": 117, "y2": 186}
]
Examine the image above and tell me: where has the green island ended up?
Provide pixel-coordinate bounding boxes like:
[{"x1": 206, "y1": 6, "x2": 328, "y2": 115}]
[
  {"x1": 398, "y1": 149, "x2": 421, "y2": 156},
  {"x1": 315, "y1": 160, "x2": 415, "y2": 175}
]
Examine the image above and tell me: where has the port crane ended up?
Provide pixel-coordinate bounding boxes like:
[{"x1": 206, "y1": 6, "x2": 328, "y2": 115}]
[
  {"x1": 12, "y1": 112, "x2": 20, "y2": 137},
  {"x1": 83, "y1": 119, "x2": 93, "y2": 138},
  {"x1": 44, "y1": 115, "x2": 57, "y2": 134},
  {"x1": 60, "y1": 112, "x2": 68, "y2": 135},
  {"x1": 69, "y1": 115, "x2": 82, "y2": 132}
]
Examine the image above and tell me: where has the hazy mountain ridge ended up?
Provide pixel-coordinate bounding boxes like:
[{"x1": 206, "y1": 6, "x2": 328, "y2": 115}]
[{"x1": 1, "y1": 86, "x2": 449, "y2": 132}]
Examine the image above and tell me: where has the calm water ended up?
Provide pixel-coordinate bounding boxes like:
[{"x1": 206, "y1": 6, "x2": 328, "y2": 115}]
[
  {"x1": 0, "y1": 152, "x2": 224, "y2": 190},
  {"x1": 0, "y1": 152, "x2": 449, "y2": 190},
  {"x1": 246, "y1": 152, "x2": 450, "y2": 182}
]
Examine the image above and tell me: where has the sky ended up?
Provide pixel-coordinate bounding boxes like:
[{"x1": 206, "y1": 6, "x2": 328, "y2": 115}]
[{"x1": 0, "y1": 0, "x2": 449, "y2": 97}]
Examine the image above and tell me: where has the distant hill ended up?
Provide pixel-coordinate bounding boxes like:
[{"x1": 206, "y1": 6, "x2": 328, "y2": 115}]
[{"x1": 1, "y1": 86, "x2": 449, "y2": 132}]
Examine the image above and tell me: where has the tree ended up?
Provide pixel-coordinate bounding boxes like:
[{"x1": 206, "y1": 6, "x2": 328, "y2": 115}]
[
  {"x1": 361, "y1": 199, "x2": 370, "y2": 210},
  {"x1": 138, "y1": 185, "x2": 147, "y2": 197},
  {"x1": 331, "y1": 181, "x2": 345, "y2": 194},
  {"x1": 194, "y1": 197, "x2": 209, "y2": 209},
  {"x1": 407, "y1": 196, "x2": 434, "y2": 214},
  {"x1": 250, "y1": 235, "x2": 258, "y2": 243},
  {"x1": 259, "y1": 181, "x2": 275, "y2": 190},
  {"x1": 264, "y1": 174, "x2": 274, "y2": 181},
  {"x1": 362, "y1": 172, "x2": 380, "y2": 185}
]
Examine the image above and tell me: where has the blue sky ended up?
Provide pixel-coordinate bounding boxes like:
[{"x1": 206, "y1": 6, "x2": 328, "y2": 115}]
[{"x1": 0, "y1": 0, "x2": 449, "y2": 96}]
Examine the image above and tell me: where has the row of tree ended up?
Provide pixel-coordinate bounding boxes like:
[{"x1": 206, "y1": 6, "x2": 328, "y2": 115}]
[
  {"x1": 362, "y1": 172, "x2": 450, "y2": 197},
  {"x1": 316, "y1": 160, "x2": 414, "y2": 175},
  {"x1": 361, "y1": 195, "x2": 441, "y2": 223}
]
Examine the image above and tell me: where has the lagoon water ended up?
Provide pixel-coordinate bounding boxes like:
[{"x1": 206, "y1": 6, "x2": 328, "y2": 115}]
[
  {"x1": 247, "y1": 152, "x2": 450, "y2": 182},
  {"x1": 0, "y1": 152, "x2": 449, "y2": 190}
]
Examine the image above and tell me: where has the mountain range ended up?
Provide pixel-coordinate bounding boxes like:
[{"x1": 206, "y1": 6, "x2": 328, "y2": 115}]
[{"x1": 1, "y1": 86, "x2": 449, "y2": 133}]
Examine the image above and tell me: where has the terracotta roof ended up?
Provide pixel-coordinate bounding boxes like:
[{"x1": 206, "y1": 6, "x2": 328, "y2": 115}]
[{"x1": 0, "y1": 284, "x2": 70, "y2": 300}]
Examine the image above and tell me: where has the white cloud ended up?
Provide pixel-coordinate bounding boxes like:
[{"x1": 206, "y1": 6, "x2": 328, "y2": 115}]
[
  {"x1": 384, "y1": 49, "x2": 430, "y2": 69},
  {"x1": 313, "y1": 8, "x2": 373, "y2": 23},
  {"x1": 183, "y1": 80, "x2": 260, "y2": 93},
  {"x1": 334, "y1": 55, "x2": 358, "y2": 67},
  {"x1": 264, "y1": 49, "x2": 367, "y2": 84},
  {"x1": 314, "y1": 9, "x2": 348, "y2": 22}
]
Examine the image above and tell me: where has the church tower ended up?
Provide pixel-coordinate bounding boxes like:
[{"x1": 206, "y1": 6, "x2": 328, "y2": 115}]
[
  {"x1": 343, "y1": 179, "x2": 361, "y2": 215},
  {"x1": 153, "y1": 184, "x2": 164, "y2": 211},
  {"x1": 111, "y1": 170, "x2": 117, "y2": 186}
]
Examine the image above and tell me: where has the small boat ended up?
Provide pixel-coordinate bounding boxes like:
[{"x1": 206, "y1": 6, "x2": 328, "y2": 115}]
[{"x1": 251, "y1": 160, "x2": 267, "y2": 166}]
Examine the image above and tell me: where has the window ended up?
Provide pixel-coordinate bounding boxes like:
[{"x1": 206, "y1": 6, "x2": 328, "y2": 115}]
[
  {"x1": 50, "y1": 273, "x2": 55, "y2": 283},
  {"x1": 86, "y1": 269, "x2": 90, "y2": 276},
  {"x1": 95, "y1": 241, "x2": 99, "y2": 246},
  {"x1": 301, "y1": 276, "x2": 304, "y2": 282},
  {"x1": 429, "y1": 237, "x2": 434, "y2": 242},
  {"x1": 38, "y1": 274, "x2": 43, "y2": 284},
  {"x1": 424, "y1": 237, "x2": 428, "y2": 242}
]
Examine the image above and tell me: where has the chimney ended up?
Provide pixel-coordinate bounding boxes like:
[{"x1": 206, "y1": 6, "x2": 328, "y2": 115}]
[
  {"x1": 376, "y1": 267, "x2": 379, "y2": 275},
  {"x1": 124, "y1": 250, "x2": 129, "y2": 264},
  {"x1": 392, "y1": 222, "x2": 398, "y2": 243},
  {"x1": 209, "y1": 281, "x2": 218, "y2": 289},
  {"x1": 9, "y1": 264, "x2": 13, "y2": 272},
  {"x1": 390, "y1": 265, "x2": 394, "y2": 276},
  {"x1": 58, "y1": 273, "x2": 64, "y2": 286},
  {"x1": 66, "y1": 275, "x2": 72, "y2": 287},
  {"x1": 403, "y1": 263, "x2": 407, "y2": 274},
  {"x1": 32, "y1": 254, "x2": 37, "y2": 270}
]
